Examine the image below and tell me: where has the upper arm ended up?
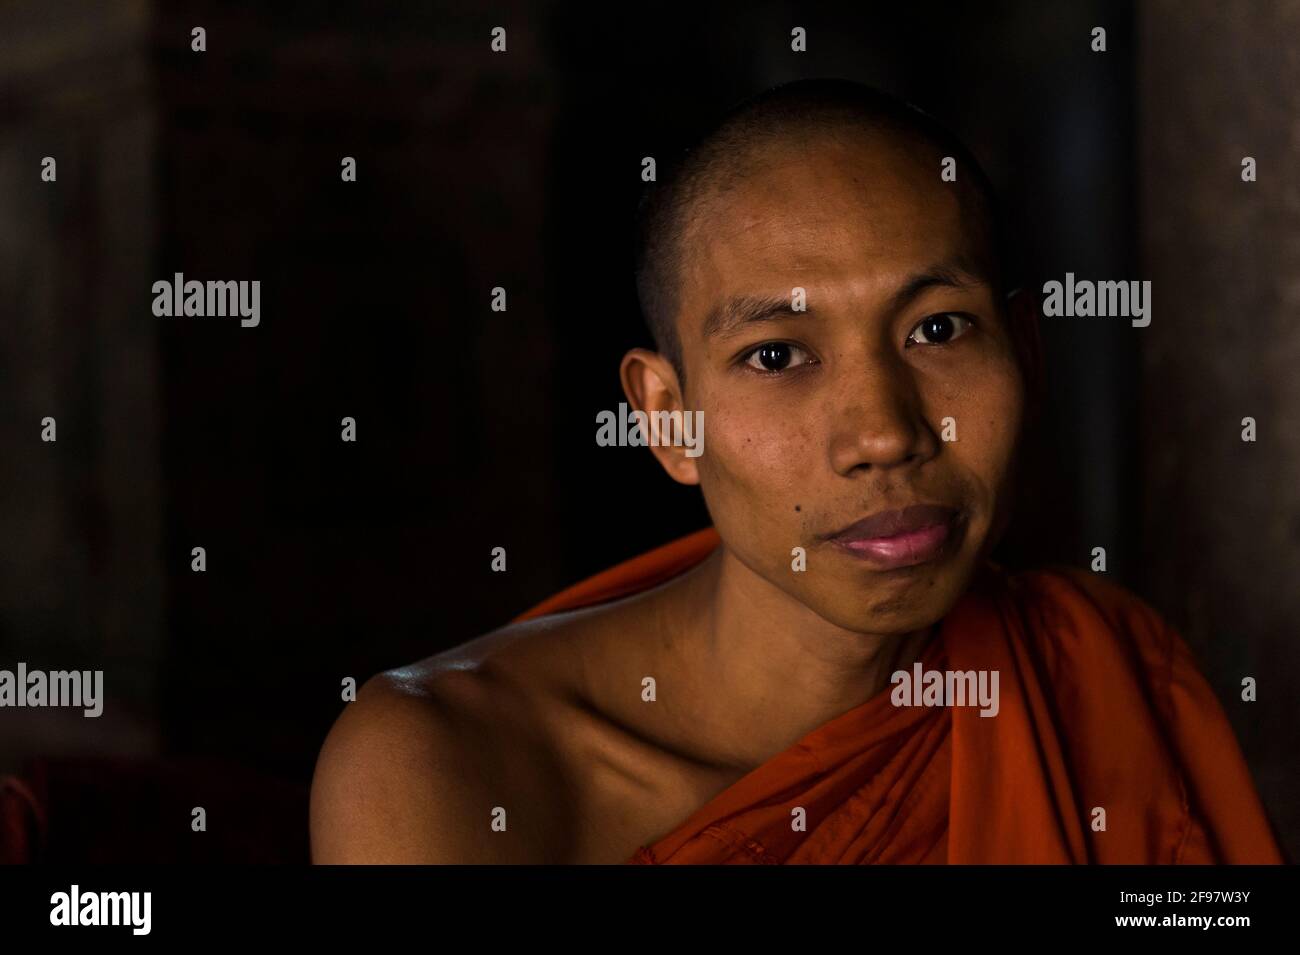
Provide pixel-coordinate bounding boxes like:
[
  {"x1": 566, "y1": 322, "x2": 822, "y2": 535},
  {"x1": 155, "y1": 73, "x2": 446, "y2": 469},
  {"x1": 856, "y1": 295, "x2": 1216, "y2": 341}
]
[
  {"x1": 309, "y1": 671, "x2": 573, "y2": 863},
  {"x1": 309, "y1": 675, "x2": 489, "y2": 863}
]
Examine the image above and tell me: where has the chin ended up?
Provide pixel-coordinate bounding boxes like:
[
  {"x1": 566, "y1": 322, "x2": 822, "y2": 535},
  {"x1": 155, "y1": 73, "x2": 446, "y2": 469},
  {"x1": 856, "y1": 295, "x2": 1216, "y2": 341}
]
[{"x1": 810, "y1": 561, "x2": 975, "y2": 634}]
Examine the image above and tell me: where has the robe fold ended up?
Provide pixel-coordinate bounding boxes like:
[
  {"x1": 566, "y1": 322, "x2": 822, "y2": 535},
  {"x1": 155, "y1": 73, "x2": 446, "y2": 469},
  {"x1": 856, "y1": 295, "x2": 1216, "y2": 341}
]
[{"x1": 513, "y1": 528, "x2": 1285, "y2": 864}]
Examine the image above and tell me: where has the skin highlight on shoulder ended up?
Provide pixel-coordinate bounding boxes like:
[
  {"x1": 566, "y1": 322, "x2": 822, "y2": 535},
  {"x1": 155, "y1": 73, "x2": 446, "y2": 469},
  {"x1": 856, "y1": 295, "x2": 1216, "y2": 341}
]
[
  {"x1": 310, "y1": 558, "x2": 735, "y2": 863},
  {"x1": 309, "y1": 649, "x2": 577, "y2": 863}
]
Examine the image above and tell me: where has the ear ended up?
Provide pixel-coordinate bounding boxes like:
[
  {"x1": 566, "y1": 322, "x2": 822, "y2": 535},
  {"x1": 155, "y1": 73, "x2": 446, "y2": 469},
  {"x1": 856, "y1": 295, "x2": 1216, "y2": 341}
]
[
  {"x1": 1006, "y1": 287, "x2": 1044, "y2": 428},
  {"x1": 619, "y1": 348, "x2": 701, "y2": 486}
]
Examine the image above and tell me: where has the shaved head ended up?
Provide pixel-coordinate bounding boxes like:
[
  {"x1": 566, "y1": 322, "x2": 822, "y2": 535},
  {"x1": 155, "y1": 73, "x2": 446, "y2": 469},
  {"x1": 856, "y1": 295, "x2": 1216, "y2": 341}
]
[
  {"x1": 619, "y1": 76, "x2": 1041, "y2": 640},
  {"x1": 633, "y1": 78, "x2": 1015, "y2": 377}
]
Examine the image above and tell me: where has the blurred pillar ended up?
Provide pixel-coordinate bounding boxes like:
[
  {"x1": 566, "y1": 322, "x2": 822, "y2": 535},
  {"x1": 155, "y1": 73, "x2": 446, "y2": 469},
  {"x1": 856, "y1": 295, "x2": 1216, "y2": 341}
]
[
  {"x1": 0, "y1": 0, "x2": 163, "y2": 766},
  {"x1": 1139, "y1": 0, "x2": 1300, "y2": 859}
]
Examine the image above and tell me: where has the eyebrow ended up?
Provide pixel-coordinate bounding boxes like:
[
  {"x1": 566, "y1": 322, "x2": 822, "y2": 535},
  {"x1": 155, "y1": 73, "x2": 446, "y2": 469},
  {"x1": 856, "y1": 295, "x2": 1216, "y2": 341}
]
[
  {"x1": 887, "y1": 262, "x2": 986, "y2": 312},
  {"x1": 700, "y1": 260, "x2": 990, "y2": 341},
  {"x1": 701, "y1": 294, "x2": 802, "y2": 340}
]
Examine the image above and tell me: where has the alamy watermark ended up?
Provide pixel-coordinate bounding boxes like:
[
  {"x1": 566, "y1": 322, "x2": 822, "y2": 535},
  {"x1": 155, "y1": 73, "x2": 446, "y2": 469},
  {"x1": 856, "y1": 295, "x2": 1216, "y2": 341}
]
[
  {"x1": 152, "y1": 273, "x2": 260, "y2": 327},
  {"x1": 1041, "y1": 273, "x2": 1151, "y2": 327},
  {"x1": 50, "y1": 885, "x2": 151, "y2": 935},
  {"x1": 890, "y1": 662, "x2": 999, "y2": 717},
  {"x1": 595, "y1": 402, "x2": 703, "y2": 458},
  {"x1": 0, "y1": 663, "x2": 103, "y2": 717}
]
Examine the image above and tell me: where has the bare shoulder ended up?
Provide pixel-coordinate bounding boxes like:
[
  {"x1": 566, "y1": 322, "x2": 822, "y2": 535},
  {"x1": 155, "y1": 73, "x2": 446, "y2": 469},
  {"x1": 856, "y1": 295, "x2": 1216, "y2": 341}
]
[
  {"x1": 309, "y1": 618, "x2": 594, "y2": 864},
  {"x1": 310, "y1": 576, "x2": 708, "y2": 864}
]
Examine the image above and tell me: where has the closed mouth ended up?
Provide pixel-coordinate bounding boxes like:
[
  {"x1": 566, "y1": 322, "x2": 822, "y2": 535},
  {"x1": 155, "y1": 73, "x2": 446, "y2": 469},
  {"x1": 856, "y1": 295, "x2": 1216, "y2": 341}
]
[{"x1": 822, "y1": 504, "x2": 962, "y2": 569}]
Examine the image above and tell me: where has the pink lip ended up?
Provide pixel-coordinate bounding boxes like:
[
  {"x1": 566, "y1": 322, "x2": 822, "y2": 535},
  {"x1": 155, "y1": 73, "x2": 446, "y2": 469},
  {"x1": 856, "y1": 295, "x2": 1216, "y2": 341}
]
[{"x1": 823, "y1": 504, "x2": 959, "y2": 570}]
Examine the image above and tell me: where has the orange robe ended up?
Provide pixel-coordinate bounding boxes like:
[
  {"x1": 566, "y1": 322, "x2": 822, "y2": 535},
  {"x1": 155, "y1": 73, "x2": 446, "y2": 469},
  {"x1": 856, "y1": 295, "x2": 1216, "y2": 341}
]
[{"x1": 514, "y1": 528, "x2": 1285, "y2": 864}]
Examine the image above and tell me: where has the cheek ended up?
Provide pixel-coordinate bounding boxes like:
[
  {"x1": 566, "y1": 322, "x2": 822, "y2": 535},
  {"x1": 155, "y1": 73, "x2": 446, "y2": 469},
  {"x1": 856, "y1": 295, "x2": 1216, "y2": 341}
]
[
  {"x1": 930, "y1": 359, "x2": 1025, "y2": 492},
  {"x1": 699, "y1": 394, "x2": 817, "y2": 493}
]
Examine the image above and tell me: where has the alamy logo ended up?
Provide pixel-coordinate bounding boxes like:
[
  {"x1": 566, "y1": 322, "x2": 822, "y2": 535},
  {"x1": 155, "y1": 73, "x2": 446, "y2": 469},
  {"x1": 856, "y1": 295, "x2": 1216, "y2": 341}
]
[
  {"x1": 890, "y1": 663, "x2": 1000, "y2": 717},
  {"x1": 50, "y1": 885, "x2": 151, "y2": 935},
  {"x1": 595, "y1": 402, "x2": 704, "y2": 458},
  {"x1": 152, "y1": 273, "x2": 260, "y2": 327},
  {"x1": 0, "y1": 663, "x2": 103, "y2": 717},
  {"x1": 1041, "y1": 272, "x2": 1151, "y2": 327}
]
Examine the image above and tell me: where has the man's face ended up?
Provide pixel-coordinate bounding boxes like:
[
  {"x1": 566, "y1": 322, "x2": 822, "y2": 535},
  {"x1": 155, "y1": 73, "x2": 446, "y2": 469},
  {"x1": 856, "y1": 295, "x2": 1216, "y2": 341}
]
[{"x1": 674, "y1": 132, "x2": 1026, "y2": 634}]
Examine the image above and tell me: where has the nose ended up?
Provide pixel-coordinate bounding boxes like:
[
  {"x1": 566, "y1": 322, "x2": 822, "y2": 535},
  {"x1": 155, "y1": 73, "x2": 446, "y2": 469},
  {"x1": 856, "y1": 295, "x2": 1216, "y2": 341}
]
[{"x1": 826, "y1": 350, "x2": 939, "y2": 476}]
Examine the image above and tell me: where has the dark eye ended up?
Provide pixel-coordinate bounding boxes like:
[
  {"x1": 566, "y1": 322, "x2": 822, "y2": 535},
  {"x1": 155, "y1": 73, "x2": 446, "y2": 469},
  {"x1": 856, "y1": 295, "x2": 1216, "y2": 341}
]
[
  {"x1": 907, "y1": 313, "x2": 974, "y2": 346},
  {"x1": 743, "y1": 341, "x2": 814, "y2": 372}
]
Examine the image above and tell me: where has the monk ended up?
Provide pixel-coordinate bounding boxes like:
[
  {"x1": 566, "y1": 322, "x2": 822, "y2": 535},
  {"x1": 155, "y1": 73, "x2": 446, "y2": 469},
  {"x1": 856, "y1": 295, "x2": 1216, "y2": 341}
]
[{"x1": 309, "y1": 78, "x2": 1285, "y2": 864}]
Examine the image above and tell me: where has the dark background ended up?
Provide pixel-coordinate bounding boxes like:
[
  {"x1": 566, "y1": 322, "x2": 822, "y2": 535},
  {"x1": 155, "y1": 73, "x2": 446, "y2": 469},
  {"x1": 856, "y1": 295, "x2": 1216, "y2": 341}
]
[{"x1": 1, "y1": 0, "x2": 1295, "y2": 861}]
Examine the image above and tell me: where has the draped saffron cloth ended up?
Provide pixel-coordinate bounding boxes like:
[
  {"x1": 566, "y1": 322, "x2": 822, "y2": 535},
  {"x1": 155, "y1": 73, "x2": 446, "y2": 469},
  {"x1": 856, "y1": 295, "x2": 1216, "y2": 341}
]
[{"x1": 513, "y1": 528, "x2": 1284, "y2": 864}]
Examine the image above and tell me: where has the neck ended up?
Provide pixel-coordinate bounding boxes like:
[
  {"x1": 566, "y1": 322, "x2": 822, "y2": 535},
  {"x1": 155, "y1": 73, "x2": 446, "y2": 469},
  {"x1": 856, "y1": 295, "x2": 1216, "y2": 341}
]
[{"x1": 662, "y1": 545, "x2": 937, "y2": 772}]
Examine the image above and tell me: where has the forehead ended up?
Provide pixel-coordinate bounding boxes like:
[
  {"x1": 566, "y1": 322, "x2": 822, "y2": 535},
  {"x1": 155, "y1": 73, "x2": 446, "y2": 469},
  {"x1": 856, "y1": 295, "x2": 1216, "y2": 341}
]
[{"x1": 677, "y1": 134, "x2": 989, "y2": 328}]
